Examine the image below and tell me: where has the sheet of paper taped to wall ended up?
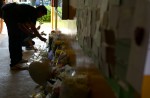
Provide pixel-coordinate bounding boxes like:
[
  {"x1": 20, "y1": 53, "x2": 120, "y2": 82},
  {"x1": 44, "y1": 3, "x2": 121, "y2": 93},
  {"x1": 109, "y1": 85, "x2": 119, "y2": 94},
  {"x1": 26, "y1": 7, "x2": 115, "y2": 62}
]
[
  {"x1": 117, "y1": 0, "x2": 135, "y2": 38},
  {"x1": 108, "y1": 6, "x2": 119, "y2": 31},
  {"x1": 100, "y1": 0, "x2": 109, "y2": 24},
  {"x1": 101, "y1": 11, "x2": 109, "y2": 29},
  {"x1": 77, "y1": 0, "x2": 85, "y2": 9},
  {"x1": 86, "y1": 9, "x2": 91, "y2": 37},
  {"x1": 110, "y1": 0, "x2": 120, "y2": 5},
  {"x1": 90, "y1": 10, "x2": 96, "y2": 37},
  {"x1": 94, "y1": 23, "x2": 101, "y2": 47}
]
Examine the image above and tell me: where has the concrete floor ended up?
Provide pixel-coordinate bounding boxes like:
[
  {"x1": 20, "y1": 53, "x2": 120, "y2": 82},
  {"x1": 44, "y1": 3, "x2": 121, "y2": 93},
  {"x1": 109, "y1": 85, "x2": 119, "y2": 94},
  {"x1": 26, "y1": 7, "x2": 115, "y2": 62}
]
[
  {"x1": 0, "y1": 22, "x2": 51, "y2": 98},
  {"x1": 0, "y1": 34, "x2": 38, "y2": 98},
  {"x1": 0, "y1": 22, "x2": 116, "y2": 98}
]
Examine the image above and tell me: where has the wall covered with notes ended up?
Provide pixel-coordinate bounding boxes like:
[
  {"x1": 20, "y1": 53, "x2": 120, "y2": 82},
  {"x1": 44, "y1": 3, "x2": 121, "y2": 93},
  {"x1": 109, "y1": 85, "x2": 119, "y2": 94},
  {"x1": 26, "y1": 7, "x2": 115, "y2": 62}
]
[{"x1": 75, "y1": 0, "x2": 150, "y2": 96}]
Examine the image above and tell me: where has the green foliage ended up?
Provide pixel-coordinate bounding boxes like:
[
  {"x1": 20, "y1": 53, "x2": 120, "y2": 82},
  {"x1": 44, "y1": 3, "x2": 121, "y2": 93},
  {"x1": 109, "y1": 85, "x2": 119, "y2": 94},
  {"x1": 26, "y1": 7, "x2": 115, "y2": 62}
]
[
  {"x1": 38, "y1": 5, "x2": 51, "y2": 22},
  {"x1": 57, "y1": 7, "x2": 62, "y2": 17}
]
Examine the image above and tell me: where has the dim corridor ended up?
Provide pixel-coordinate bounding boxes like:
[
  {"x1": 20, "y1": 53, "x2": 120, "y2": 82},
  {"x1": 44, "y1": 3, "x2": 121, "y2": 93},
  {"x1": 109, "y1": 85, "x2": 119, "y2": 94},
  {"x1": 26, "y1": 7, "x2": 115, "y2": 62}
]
[{"x1": 0, "y1": 22, "x2": 116, "y2": 98}]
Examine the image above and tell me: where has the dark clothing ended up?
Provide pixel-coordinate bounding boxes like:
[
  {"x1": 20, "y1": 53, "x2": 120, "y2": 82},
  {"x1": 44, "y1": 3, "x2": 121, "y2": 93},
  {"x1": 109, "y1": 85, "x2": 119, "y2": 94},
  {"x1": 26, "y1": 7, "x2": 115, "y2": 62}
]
[
  {"x1": 0, "y1": 0, "x2": 4, "y2": 18},
  {"x1": 18, "y1": 4, "x2": 38, "y2": 24},
  {"x1": 17, "y1": 4, "x2": 38, "y2": 44},
  {"x1": 17, "y1": 4, "x2": 38, "y2": 49},
  {"x1": 2, "y1": 3, "x2": 38, "y2": 67},
  {"x1": 2, "y1": 3, "x2": 23, "y2": 67}
]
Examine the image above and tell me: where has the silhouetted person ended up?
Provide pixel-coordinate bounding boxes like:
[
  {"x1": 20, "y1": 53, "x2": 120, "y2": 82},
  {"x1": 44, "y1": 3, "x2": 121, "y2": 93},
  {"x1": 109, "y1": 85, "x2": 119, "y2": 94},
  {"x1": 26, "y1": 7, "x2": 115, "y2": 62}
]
[{"x1": 2, "y1": 3, "x2": 47, "y2": 70}]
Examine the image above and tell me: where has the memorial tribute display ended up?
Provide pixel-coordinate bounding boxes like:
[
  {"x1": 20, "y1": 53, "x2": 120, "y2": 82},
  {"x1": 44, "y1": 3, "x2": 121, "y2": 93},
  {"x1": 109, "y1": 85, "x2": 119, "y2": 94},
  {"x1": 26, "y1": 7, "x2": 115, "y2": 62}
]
[{"x1": 28, "y1": 30, "x2": 89, "y2": 98}]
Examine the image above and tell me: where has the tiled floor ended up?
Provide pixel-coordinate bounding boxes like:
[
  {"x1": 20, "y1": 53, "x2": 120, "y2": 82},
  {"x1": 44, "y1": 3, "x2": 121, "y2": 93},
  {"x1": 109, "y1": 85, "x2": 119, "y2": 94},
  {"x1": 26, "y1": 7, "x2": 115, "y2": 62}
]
[{"x1": 0, "y1": 22, "x2": 116, "y2": 98}]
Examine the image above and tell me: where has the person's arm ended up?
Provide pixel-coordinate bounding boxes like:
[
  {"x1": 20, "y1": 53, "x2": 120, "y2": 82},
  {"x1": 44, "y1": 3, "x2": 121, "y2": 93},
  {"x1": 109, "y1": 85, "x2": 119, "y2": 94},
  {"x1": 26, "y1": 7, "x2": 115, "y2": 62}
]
[
  {"x1": 26, "y1": 22, "x2": 47, "y2": 42},
  {"x1": 18, "y1": 23, "x2": 33, "y2": 35}
]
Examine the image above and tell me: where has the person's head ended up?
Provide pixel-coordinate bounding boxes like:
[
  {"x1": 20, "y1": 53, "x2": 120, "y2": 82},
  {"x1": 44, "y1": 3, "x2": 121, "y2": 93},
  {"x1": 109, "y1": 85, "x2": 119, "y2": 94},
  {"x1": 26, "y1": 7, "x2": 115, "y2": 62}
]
[{"x1": 36, "y1": 5, "x2": 47, "y2": 18}]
